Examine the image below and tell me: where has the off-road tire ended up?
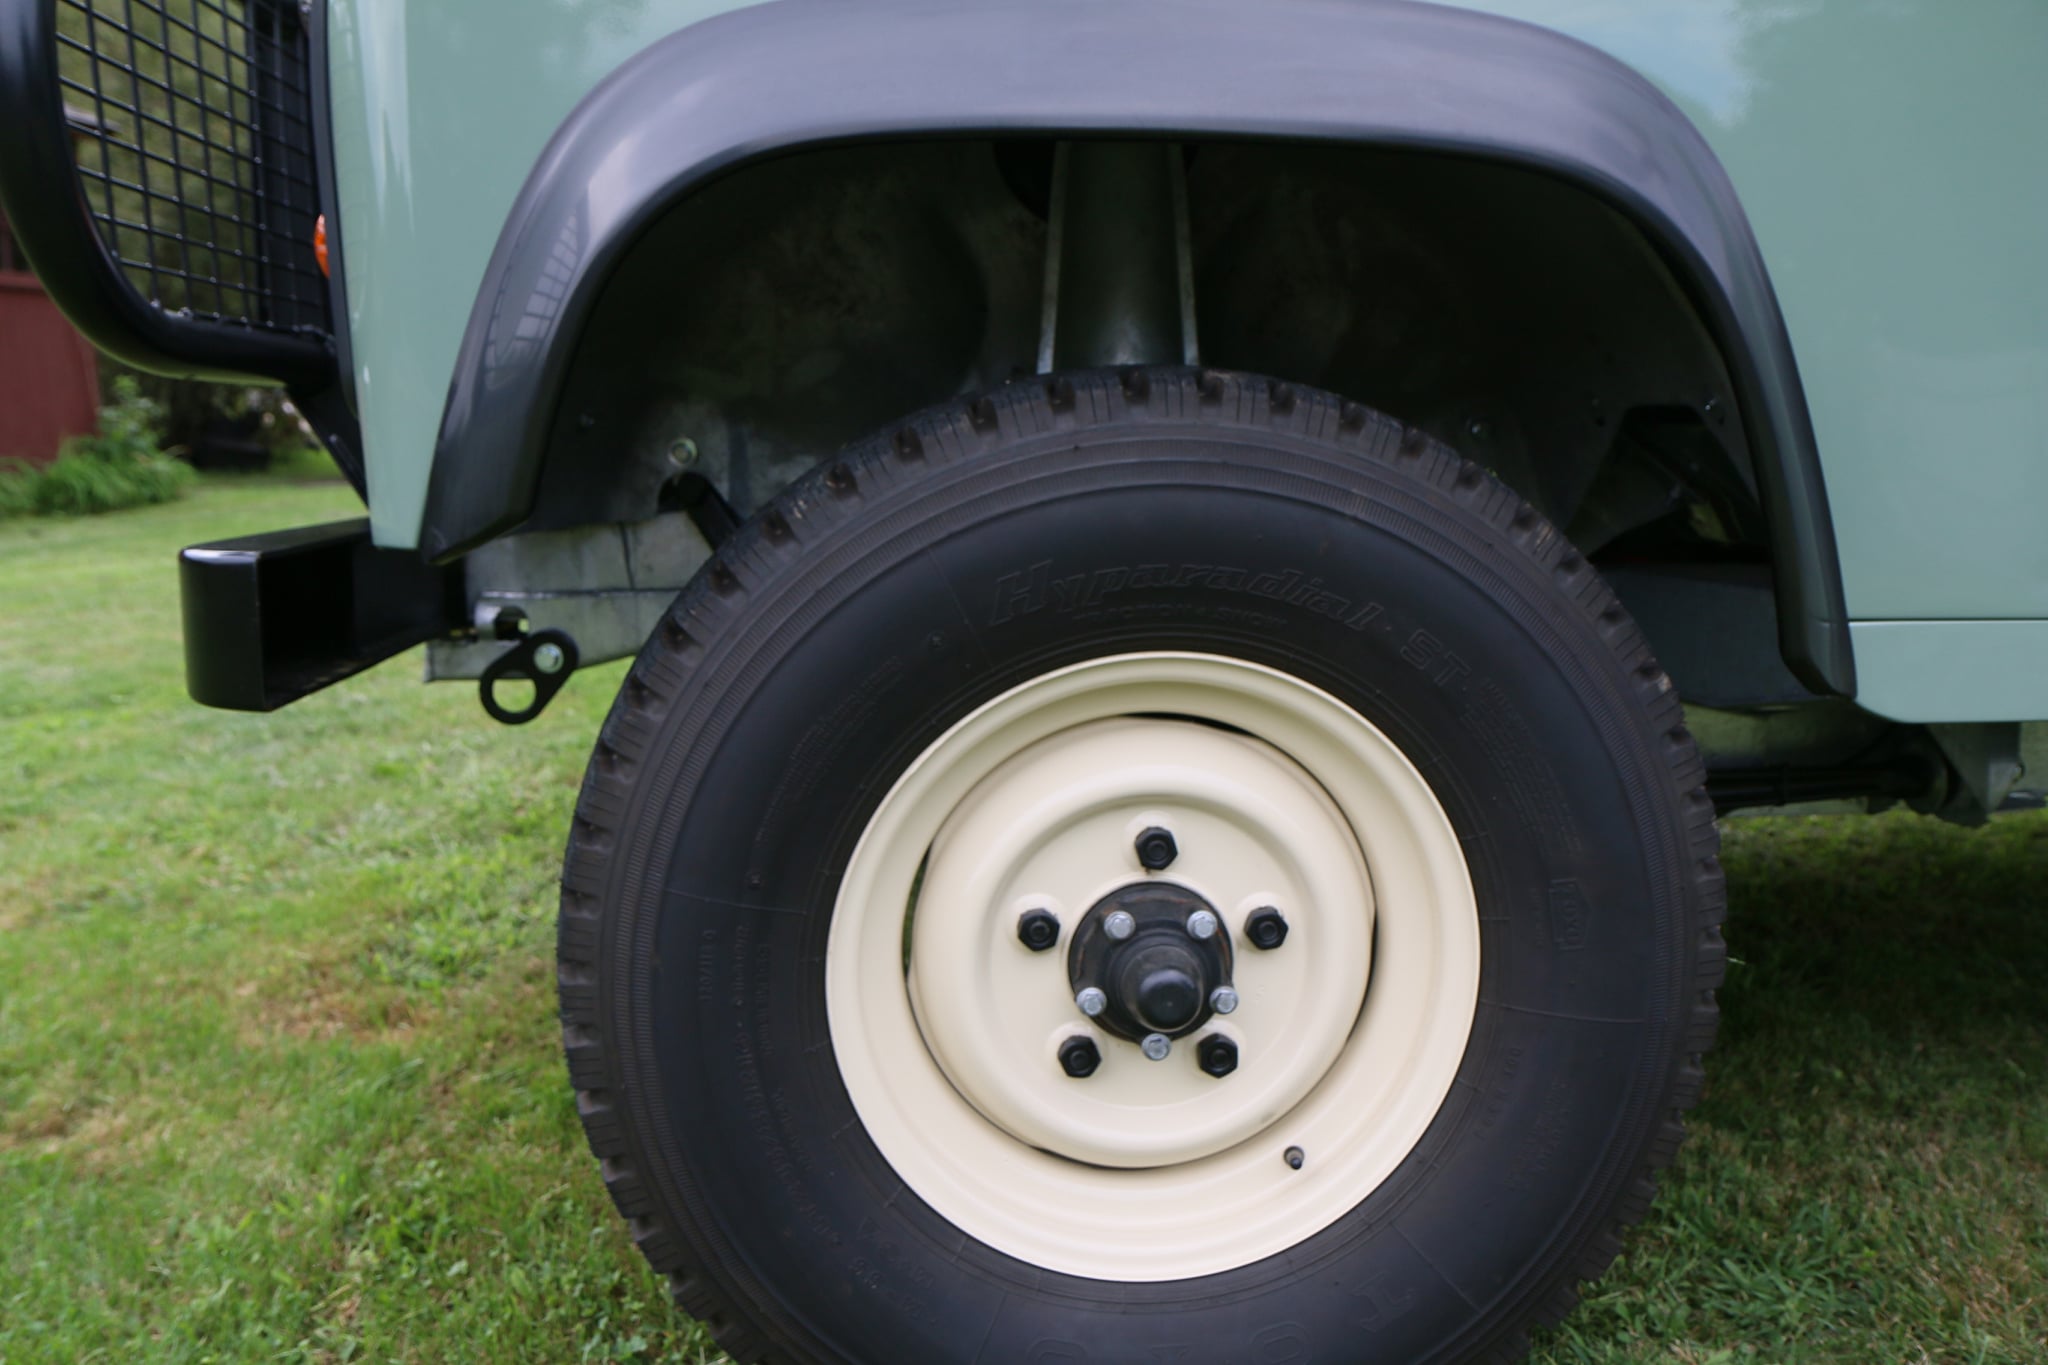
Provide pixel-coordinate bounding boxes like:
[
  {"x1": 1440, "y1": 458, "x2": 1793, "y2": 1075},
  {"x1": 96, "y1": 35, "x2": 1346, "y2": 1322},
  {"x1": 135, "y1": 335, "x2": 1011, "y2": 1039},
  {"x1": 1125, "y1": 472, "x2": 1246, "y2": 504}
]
[{"x1": 558, "y1": 367, "x2": 1724, "y2": 1363}]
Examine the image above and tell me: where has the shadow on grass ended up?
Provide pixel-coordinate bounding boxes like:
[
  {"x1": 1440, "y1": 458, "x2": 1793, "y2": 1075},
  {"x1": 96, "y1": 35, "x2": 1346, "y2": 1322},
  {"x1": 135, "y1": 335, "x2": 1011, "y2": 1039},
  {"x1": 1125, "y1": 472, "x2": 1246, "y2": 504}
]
[
  {"x1": 1536, "y1": 812, "x2": 2048, "y2": 1364},
  {"x1": 1717, "y1": 811, "x2": 2048, "y2": 1094}
]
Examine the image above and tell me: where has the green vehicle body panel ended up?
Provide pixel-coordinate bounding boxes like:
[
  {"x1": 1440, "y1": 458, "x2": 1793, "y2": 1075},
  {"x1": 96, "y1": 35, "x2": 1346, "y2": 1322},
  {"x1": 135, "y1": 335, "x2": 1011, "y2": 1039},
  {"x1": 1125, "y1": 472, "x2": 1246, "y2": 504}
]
[
  {"x1": 1848, "y1": 622, "x2": 2048, "y2": 726},
  {"x1": 324, "y1": 0, "x2": 744, "y2": 547},
  {"x1": 324, "y1": 0, "x2": 2048, "y2": 723}
]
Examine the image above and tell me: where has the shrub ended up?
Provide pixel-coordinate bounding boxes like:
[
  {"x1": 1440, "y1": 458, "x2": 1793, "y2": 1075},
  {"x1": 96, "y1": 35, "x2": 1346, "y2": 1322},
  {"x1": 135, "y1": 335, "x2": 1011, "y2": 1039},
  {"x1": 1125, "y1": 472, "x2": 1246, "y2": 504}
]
[
  {"x1": 0, "y1": 377, "x2": 196, "y2": 519},
  {"x1": 0, "y1": 459, "x2": 36, "y2": 518},
  {"x1": 267, "y1": 442, "x2": 345, "y2": 482},
  {"x1": 112, "y1": 364, "x2": 315, "y2": 470}
]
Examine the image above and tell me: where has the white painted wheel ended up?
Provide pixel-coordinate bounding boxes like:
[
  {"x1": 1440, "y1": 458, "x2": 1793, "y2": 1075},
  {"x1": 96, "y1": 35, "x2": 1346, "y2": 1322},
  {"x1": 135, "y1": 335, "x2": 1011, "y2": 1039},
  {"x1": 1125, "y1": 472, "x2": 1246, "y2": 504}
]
[{"x1": 828, "y1": 652, "x2": 1480, "y2": 1281}]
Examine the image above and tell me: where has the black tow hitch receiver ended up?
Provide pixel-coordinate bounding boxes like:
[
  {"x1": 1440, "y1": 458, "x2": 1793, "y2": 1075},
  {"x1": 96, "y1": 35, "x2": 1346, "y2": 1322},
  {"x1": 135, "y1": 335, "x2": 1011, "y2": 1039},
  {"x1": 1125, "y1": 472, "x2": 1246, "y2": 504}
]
[
  {"x1": 180, "y1": 519, "x2": 462, "y2": 711},
  {"x1": 478, "y1": 628, "x2": 579, "y2": 725}
]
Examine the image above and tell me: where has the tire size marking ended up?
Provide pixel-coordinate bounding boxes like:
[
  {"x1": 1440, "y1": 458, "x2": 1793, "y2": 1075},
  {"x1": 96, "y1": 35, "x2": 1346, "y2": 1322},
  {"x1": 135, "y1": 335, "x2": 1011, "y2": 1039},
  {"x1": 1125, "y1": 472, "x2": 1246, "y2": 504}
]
[
  {"x1": 696, "y1": 928, "x2": 719, "y2": 1003},
  {"x1": 1472, "y1": 1045, "x2": 1525, "y2": 1139},
  {"x1": 1355, "y1": 1271, "x2": 1418, "y2": 1332},
  {"x1": 1505, "y1": 1071, "x2": 1577, "y2": 1192},
  {"x1": 988, "y1": 560, "x2": 1384, "y2": 633},
  {"x1": 1458, "y1": 678, "x2": 1585, "y2": 856},
  {"x1": 848, "y1": 1218, "x2": 939, "y2": 1327},
  {"x1": 1547, "y1": 878, "x2": 1590, "y2": 951}
]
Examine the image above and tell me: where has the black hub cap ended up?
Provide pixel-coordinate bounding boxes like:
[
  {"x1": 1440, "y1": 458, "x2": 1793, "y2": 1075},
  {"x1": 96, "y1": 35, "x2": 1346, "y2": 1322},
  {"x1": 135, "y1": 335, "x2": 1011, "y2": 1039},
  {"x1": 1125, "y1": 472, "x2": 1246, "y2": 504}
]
[
  {"x1": 1127, "y1": 953, "x2": 1202, "y2": 1031},
  {"x1": 1068, "y1": 881, "x2": 1234, "y2": 1043}
]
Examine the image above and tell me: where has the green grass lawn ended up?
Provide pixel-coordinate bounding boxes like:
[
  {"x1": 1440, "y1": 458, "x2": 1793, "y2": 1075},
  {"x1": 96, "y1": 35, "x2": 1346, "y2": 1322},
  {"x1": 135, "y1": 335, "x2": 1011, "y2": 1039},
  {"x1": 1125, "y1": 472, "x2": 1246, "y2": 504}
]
[{"x1": 2, "y1": 477, "x2": 2044, "y2": 1363}]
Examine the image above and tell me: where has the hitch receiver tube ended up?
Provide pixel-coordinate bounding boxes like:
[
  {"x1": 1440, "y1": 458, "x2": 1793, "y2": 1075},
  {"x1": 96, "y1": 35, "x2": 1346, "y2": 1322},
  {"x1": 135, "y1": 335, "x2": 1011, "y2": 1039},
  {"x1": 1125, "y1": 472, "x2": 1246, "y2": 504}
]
[{"x1": 180, "y1": 520, "x2": 463, "y2": 711}]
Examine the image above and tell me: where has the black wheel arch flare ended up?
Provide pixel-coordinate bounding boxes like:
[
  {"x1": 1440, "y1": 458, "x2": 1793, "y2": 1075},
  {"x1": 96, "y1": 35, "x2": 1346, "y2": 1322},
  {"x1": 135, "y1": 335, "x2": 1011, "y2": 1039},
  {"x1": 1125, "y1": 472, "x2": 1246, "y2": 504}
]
[{"x1": 420, "y1": 0, "x2": 1853, "y2": 697}]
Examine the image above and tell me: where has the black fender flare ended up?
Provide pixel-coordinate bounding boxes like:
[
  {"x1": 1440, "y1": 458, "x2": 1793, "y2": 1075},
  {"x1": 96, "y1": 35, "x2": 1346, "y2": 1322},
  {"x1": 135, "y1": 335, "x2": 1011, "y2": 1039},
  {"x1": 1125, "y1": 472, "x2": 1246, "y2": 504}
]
[{"x1": 420, "y1": 0, "x2": 1853, "y2": 696}]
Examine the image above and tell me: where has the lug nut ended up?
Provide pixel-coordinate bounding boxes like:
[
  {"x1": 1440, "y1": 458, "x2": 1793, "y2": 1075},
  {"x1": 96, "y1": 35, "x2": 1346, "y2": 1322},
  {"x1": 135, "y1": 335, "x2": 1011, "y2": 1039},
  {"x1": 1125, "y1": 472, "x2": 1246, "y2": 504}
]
[
  {"x1": 1103, "y1": 909, "x2": 1137, "y2": 941},
  {"x1": 1208, "y1": 985, "x2": 1239, "y2": 1015},
  {"x1": 1076, "y1": 986, "x2": 1108, "y2": 1017},
  {"x1": 1016, "y1": 908, "x2": 1061, "y2": 952},
  {"x1": 1135, "y1": 826, "x2": 1178, "y2": 871},
  {"x1": 1140, "y1": 1032, "x2": 1172, "y2": 1061},
  {"x1": 1245, "y1": 906, "x2": 1290, "y2": 950},
  {"x1": 1197, "y1": 1034, "x2": 1238, "y2": 1077},
  {"x1": 1058, "y1": 1036, "x2": 1101, "y2": 1078},
  {"x1": 1185, "y1": 909, "x2": 1218, "y2": 940}
]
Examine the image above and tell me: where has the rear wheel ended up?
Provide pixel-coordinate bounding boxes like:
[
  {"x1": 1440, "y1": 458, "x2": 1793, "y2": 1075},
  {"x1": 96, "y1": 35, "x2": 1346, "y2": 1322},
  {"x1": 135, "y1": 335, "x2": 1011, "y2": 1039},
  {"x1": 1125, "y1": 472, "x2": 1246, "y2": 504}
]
[{"x1": 559, "y1": 368, "x2": 1723, "y2": 1363}]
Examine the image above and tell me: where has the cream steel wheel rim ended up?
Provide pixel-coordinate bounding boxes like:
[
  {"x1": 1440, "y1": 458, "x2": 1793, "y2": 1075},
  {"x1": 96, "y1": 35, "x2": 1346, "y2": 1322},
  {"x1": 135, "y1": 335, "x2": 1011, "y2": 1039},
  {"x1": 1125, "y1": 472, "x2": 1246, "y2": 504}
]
[{"x1": 826, "y1": 653, "x2": 1479, "y2": 1281}]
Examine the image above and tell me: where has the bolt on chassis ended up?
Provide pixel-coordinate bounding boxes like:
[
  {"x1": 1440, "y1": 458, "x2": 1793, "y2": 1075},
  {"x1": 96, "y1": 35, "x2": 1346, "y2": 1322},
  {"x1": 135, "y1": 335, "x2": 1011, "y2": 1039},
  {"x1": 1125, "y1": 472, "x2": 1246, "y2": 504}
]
[{"x1": 3, "y1": 0, "x2": 2045, "y2": 1359}]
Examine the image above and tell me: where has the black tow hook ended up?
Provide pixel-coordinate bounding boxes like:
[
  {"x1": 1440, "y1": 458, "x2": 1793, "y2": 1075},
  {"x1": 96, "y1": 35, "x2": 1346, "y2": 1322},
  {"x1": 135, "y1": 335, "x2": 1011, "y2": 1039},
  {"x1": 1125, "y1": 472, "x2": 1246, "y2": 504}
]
[{"x1": 479, "y1": 628, "x2": 579, "y2": 724}]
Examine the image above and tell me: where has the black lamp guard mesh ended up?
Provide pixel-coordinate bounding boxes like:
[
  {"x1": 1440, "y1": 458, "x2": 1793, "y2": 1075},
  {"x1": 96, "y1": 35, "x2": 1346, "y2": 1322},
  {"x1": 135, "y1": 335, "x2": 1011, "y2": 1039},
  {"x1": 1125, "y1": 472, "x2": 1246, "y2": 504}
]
[{"x1": 54, "y1": 0, "x2": 329, "y2": 336}]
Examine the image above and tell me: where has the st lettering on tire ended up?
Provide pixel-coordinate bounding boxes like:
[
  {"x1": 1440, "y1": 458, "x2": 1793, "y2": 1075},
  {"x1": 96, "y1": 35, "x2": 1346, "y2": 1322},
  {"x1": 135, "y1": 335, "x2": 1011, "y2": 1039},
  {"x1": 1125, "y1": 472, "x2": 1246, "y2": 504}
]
[{"x1": 558, "y1": 368, "x2": 1724, "y2": 1363}]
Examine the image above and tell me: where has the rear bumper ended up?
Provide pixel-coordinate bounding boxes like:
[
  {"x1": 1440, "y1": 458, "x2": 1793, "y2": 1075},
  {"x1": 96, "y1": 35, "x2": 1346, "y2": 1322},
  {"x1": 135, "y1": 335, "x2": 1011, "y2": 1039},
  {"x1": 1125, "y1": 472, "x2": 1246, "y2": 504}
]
[{"x1": 180, "y1": 520, "x2": 461, "y2": 711}]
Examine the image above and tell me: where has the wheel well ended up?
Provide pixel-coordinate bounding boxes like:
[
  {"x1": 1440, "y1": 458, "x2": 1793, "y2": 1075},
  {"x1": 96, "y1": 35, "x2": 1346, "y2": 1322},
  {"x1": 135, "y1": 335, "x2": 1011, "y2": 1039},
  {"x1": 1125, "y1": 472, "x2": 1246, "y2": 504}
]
[
  {"x1": 537, "y1": 135, "x2": 1779, "y2": 689},
  {"x1": 547, "y1": 137, "x2": 1750, "y2": 541}
]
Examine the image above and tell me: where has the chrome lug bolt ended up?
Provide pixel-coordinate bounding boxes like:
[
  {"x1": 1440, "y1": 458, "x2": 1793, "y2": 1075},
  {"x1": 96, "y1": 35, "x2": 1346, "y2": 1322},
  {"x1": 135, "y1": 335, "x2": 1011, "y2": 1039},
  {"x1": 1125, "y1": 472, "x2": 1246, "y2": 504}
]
[
  {"x1": 1185, "y1": 909, "x2": 1218, "y2": 940},
  {"x1": 1075, "y1": 986, "x2": 1108, "y2": 1017},
  {"x1": 1208, "y1": 985, "x2": 1239, "y2": 1015},
  {"x1": 1140, "y1": 1032, "x2": 1171, "y2": 1061},
  {"x1": 1104, "y1": 909, "x2": 1137, "y2": 941}
]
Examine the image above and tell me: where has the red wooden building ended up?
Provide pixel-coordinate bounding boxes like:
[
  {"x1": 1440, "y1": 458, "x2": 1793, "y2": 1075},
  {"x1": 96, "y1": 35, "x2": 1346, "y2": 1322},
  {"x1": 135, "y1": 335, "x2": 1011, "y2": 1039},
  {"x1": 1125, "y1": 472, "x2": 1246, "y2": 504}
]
[{"x1": 0, "y1": 202, "x2": 101, "y2": 466}]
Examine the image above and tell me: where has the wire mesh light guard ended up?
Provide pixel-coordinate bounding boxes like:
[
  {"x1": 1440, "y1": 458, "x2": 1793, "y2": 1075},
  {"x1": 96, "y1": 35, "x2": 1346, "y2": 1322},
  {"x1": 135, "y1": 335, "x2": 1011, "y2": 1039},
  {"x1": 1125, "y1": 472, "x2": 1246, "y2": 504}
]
[{"x1": 53, "y1": 0, "x2": 328, "y2": 337}]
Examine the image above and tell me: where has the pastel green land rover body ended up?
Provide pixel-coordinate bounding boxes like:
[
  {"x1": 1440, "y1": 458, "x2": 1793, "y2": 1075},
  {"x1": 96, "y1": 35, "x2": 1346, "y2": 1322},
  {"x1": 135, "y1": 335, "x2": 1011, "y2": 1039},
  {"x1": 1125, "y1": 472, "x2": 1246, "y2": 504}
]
[{"x1": 4, "y1": 0, "x2": 2043, "y2": 1358}]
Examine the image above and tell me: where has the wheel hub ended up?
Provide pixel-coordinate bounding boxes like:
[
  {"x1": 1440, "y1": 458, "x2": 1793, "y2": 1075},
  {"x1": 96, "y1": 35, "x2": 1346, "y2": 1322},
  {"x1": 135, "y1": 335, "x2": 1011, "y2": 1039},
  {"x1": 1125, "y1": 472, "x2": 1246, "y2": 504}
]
[
  {"x1": 900, "y1": 708, "x2": 1378, "y2": 1169},
  {"x1": 1068, "y1": 882, "x2": 1235, "y2": 1043}
]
